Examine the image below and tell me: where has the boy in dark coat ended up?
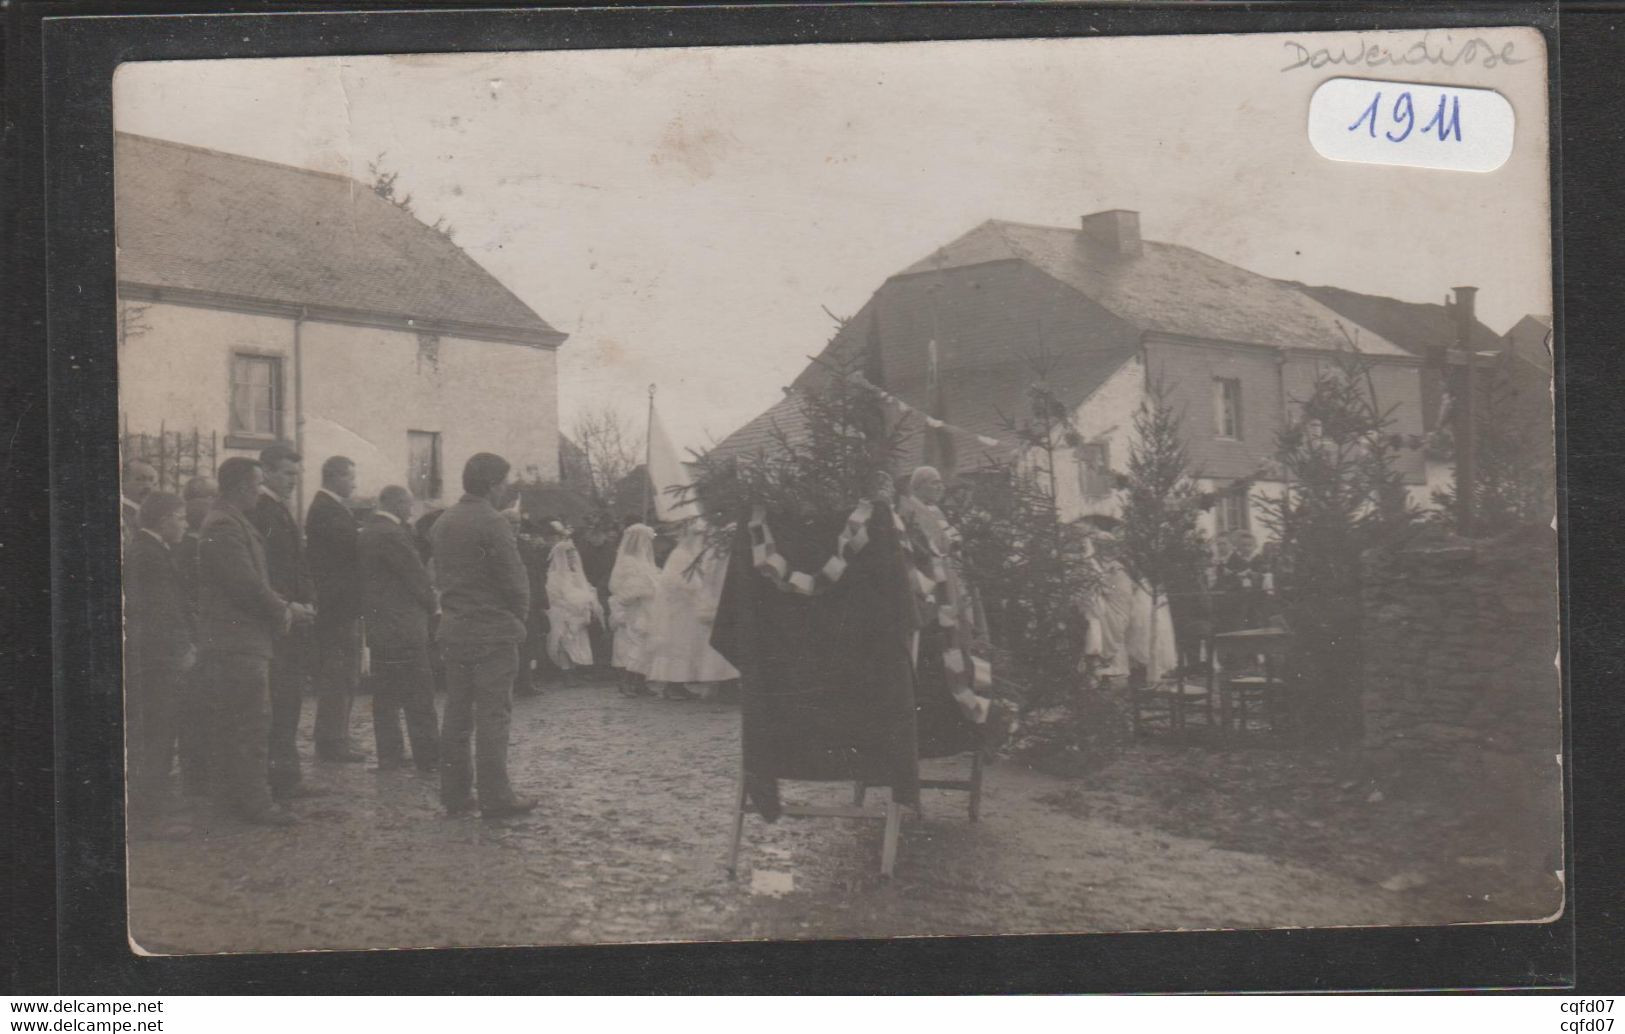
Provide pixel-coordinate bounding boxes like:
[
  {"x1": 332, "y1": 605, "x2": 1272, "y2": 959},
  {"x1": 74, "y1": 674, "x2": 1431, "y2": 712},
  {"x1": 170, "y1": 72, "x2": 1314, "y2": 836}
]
[
  {"x1": 513, "y1": 516, "x2": 561, "y2": 696},
  {"x1": 125, "y1": 491, "x2": 194, "y2": 834},
  {"x1": 173, "y1": 475, "x2": 217, "y2": 795},
  {"x1": 359, "y1": 485, "x2": 441, "y2": 771}
]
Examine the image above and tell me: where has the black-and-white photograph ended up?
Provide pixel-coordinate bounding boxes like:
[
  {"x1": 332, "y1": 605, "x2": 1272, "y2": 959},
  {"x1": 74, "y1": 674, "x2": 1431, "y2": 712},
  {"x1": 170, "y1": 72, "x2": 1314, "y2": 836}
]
[{"x1": 113, "y1": 29, "x2": 1560, "y2": 955}]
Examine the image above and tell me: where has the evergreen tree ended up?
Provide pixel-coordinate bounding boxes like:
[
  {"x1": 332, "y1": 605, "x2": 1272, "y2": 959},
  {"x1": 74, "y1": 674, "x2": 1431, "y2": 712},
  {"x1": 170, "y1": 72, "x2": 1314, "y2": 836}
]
[
  {"x1": 951, "y1": 358, "x2": 1101, "y2": 755},
  {"x1": 1257, "y1": 352, "x2": 1419, "y2": 744},
  {"x1": 1115, "y1": 378, "x2": 1209, "y2": 679},
  {"x1": 685, "y1": 346, "x2": 910, "y2": 561},
  {"x1": 1431, "y1": 365, "x2": 1555, "y2": 535}
]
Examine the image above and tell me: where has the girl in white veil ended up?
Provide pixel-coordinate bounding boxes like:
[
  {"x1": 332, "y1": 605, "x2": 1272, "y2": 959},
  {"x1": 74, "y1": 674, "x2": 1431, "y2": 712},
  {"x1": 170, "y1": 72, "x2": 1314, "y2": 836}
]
[
  {"x1": 608, "y1": 523, "x2": 660, "y2": 696},
  {"x1": 545, "y1": 533, "x2": 604, "y2": 681},
  {"x1": 1074, "y1": 520, "x2": 1178, "y2": 684},
  {"x1": 642, "y1": 519, "x2": 739, "y2": 700}
]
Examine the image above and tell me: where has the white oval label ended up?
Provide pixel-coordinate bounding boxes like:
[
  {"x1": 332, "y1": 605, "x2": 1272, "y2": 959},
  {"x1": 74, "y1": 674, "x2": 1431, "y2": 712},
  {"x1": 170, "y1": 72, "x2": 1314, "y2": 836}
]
[{"x1": 1308, "y1": 77, "x2": 1514, "y2": 172}]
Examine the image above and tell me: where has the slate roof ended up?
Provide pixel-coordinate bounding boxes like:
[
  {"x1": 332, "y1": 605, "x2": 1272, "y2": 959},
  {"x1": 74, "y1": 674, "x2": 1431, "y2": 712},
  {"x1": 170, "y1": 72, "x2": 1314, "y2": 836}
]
[
  {"x1": 115, "y1": 132, "x2": 561, "y2": 344},
  {"x1": 711, "y1": 216, "x2": 1428, "y2": 468},
  {"x1": 705, "y1": 392, "x2": 813, "y2": 466},
  {"x1": 1285, "y1": 282, "x2": 1507, "y2": 433},
  {"x1": 1502, "y1": 314, "x2": 1554, "y2": 375},
  {"x1": 706, "y1": 303, "x2": 1130, "y2": 471},
  {"x1": 900, "y1": 220, "x2": 1410, "y2": 357},
  {"x1": 1287, "y1": 282, "x2": 1502, "y2": 358}
]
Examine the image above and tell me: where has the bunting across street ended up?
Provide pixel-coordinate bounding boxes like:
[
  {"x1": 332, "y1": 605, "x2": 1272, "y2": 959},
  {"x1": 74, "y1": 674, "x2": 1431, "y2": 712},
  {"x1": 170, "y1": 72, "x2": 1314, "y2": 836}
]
[{"x1": 805, "y1": 361, "x2": 1005, "y2": 451}]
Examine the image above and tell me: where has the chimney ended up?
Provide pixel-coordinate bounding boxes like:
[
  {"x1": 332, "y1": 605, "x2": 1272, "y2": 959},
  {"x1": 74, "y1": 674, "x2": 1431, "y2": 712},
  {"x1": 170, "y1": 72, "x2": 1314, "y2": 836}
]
[
  {"x1": 1451, "y1": 286, "x2": 1478, "y2": 351},
  {"x1": 1080, "y1": 209, "x2": 1142, "y2": 259}
]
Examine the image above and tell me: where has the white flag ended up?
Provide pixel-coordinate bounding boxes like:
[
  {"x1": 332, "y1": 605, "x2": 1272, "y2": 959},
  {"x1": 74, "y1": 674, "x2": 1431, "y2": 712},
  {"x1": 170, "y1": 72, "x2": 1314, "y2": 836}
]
[{"x1": 648, "y1": 406, "x2": 699, "y2": 522}]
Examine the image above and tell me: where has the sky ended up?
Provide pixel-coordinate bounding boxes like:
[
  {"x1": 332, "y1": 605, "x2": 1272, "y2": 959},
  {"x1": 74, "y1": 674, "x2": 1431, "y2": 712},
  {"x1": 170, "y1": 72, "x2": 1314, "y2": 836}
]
[{"x1": 114, "y1": 28, "x2": 1551, "y2": 457}]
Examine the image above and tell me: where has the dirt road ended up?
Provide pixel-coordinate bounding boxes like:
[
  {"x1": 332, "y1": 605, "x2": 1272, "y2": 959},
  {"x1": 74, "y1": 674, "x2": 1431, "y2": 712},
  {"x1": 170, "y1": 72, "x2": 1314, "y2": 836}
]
[{"x1": 128, "y1": 681, "x2": 1422, "y2": 954}]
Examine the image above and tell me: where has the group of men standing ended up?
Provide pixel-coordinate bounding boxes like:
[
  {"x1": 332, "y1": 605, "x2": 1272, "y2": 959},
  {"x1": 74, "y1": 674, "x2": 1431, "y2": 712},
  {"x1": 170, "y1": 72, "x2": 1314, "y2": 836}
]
[{"x1": 122, "y1": 445, "x2": 538, "y2": 834}]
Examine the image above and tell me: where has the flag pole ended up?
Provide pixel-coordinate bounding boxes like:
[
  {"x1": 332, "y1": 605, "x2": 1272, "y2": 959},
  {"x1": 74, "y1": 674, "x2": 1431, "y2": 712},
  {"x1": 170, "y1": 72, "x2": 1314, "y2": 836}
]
[{"x1": 643, "y1": 383, "x2": 656, "y2": 525}]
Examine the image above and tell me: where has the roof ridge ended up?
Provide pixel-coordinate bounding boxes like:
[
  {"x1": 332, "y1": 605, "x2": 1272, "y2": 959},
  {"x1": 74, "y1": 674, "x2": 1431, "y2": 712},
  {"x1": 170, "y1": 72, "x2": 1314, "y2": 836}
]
[
  {"x1": 994, "y1": 218, "x2": 1188, "y2": 253},
  {"x1": 986, "y1": 218, "x2": 1076, "y2": 233},
  {"x1": 1295, "y1": 280, "x2": 1506, "y2": 338},
  {"x1": 116, "y1": 131, "x2": 361, "y2": 186},
  {"x1": 986, "y1": 219, "x2": 1047, "y2": 272}
]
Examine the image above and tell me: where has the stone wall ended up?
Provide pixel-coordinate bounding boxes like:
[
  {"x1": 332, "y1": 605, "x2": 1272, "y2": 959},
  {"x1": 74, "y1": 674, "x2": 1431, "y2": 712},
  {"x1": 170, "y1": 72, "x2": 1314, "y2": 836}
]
[{"x1": 1360, "y1": 526, "x2": 1562, "y2": 859}]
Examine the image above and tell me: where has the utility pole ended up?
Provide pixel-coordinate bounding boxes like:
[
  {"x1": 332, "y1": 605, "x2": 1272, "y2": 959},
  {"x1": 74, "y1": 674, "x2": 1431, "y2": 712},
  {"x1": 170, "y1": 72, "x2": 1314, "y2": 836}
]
[
  {"x1": 643, "y1": 383, "x2": 656, "y2": 525},
  {"x1": 1453, "y1": 287, "x2": 1479, "y2": 537}
]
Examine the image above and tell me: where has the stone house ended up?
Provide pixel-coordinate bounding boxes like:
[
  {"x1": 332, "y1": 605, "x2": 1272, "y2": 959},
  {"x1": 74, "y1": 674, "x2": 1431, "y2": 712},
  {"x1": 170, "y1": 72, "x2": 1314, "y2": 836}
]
[
  {"x1": 1293, "y1": 287, "x2": 1553, "y2": 512},
  {"x1": 116, "y1": 132, "x2": 566, "y2": 515},
  {"x1": 711, "y1": 210, "x2": 1432, "y2": 540},
  {"x1": 1289, "y1": 282, "x2": 1509, "y2": 502}
]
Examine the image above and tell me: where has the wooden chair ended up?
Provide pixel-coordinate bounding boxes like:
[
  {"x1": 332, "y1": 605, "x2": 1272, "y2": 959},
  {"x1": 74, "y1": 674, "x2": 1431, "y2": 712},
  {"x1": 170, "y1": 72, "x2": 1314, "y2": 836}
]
[
  {"x1": 1208, "y1": 627, "x2": 1294, "y2": 735},
  {"x1": 1128, "y1": 589, "x2": 1217, "y2": 738},
  {"x1": 1131, "y1": 670, "x2": 1214, "y2": 737},
  {"x1": 852, "y1": 750, "x2": 984, "y2": 823},
  {"x1": 727, "y1": 765, "x2": 906, "y2": 879}
]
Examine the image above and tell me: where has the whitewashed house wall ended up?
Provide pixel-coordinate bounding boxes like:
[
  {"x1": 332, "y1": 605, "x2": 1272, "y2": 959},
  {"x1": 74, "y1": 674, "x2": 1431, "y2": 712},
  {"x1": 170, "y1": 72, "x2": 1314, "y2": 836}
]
[{"x1": 116, "y1": 132, "x2": 565, "y2": 518}]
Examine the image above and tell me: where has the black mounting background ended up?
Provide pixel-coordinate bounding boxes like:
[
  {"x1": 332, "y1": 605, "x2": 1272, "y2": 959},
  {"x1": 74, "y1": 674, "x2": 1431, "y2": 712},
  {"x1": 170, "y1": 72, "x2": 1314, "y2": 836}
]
[{"x1": 5, "y1": 0, "x2": 1616, "y2": 994}]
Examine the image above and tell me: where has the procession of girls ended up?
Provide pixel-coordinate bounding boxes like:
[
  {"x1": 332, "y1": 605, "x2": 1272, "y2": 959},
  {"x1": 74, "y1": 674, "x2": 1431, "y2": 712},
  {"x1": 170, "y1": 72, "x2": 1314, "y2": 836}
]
[
  {"x1": 518, "y1": 467, "x2": 1273, "y2": 708},
  {"x1": 511, "y1": 515, "x2": 738, "y2": 701}
]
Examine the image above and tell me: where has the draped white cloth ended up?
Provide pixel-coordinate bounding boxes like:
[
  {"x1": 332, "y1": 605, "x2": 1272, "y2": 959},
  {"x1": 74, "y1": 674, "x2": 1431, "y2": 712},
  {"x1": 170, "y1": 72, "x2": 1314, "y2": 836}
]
[
  {"x1": 608, "y1": 524, "x2": 660, "y2": 672},
  {"x1": 546, "y1": 538, "x2": 603, "y2": 669},
  {"x1": 898, "y1": 493, "x2": 992, "y2": 722},
  {"x1": 643, "y1": 522, "x2": 740, "y2": 685},
  {"x1": 1080, "y1": 556, "x2": 1178, "y2": 681}
]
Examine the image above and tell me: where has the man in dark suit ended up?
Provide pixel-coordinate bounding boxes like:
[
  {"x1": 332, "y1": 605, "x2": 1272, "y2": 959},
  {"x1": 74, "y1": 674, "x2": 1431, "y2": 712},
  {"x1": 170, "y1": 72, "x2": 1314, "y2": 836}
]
[
  {"x1": 430, "y1": 452, "x2": 535, "y2": 819},
  {"x1": 121, "y1": 458, "x2": 158, "y2": 546},
  {"x1": 199, "y1": 458, "x2": 312, "y2": 826},
  {"x1": 252, "y1": 445, "x2": 322, "y2": 798},
  {"x1": 125, "y1": 491, "x2": 194, "y2": 836},
  {"x1": 173, "y1": 475, "x2": 216, "y2": 795},
  {"x1": 175, "y1": 476, "x2": 215, "y2": 613},
  {"x1": 306, "y1": 455, "x2": 365, "y2": 762},
  {"x1": 360, "y1": 485, "x2": 441, "y2": 771}
]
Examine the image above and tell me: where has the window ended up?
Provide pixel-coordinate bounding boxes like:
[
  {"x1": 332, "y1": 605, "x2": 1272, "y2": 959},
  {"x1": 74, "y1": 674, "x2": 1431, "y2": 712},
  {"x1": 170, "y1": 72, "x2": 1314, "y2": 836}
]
[
  {"x1": 1213, "y1": 377, "x2": 1243, "y2": 439},
  {"x1": 229, "y1": 354, "x2": 282, "y2": 440},
  {"x1": 408, "y1": 431, "x2": 443, "y2": 502},
  {"x1": 1216, "y1": 492, "x2": 1251, "y2": 534},
  {"x1": 1076, "y1": 440, "x2": 1112, "y2": 500}
]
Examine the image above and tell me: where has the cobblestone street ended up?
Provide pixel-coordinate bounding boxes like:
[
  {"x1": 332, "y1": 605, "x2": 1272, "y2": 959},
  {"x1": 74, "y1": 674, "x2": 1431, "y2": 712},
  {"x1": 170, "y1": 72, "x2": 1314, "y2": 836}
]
[{"x1": 129, "y1": 680, "x2": 1430, "y2": 955}]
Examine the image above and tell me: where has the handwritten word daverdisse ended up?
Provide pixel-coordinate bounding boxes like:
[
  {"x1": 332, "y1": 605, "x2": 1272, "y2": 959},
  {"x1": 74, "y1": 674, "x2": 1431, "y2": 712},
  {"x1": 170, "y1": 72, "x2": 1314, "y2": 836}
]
[{"x1": 1282, "y1": 34, "x2": 1526, "y2": 73}]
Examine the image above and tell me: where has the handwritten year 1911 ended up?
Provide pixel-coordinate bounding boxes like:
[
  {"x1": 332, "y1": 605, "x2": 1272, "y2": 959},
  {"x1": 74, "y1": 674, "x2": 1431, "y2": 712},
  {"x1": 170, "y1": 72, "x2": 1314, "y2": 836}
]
[{"x1": 1347, "y1": 89, "x2": 1463, "y2": 144}]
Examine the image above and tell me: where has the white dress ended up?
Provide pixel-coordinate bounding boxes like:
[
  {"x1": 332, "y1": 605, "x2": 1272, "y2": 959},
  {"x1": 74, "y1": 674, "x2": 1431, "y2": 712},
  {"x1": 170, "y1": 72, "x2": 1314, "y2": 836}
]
[
  {"x1": 1081, "y1": 558, "x2": 1177, "y2": 680},
  {"x1": 642, "y1": 526, "x2": 740, "y2": 685},
  {"x1": 608, "y1": 524, "x2": 660, "y2": 673},
  {"x1": 546, "y1": 539, "x2": 603, "y2": 669},
  {"x1": 1125, "y1": 577, "x2": 1179, "y2": 681}
]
